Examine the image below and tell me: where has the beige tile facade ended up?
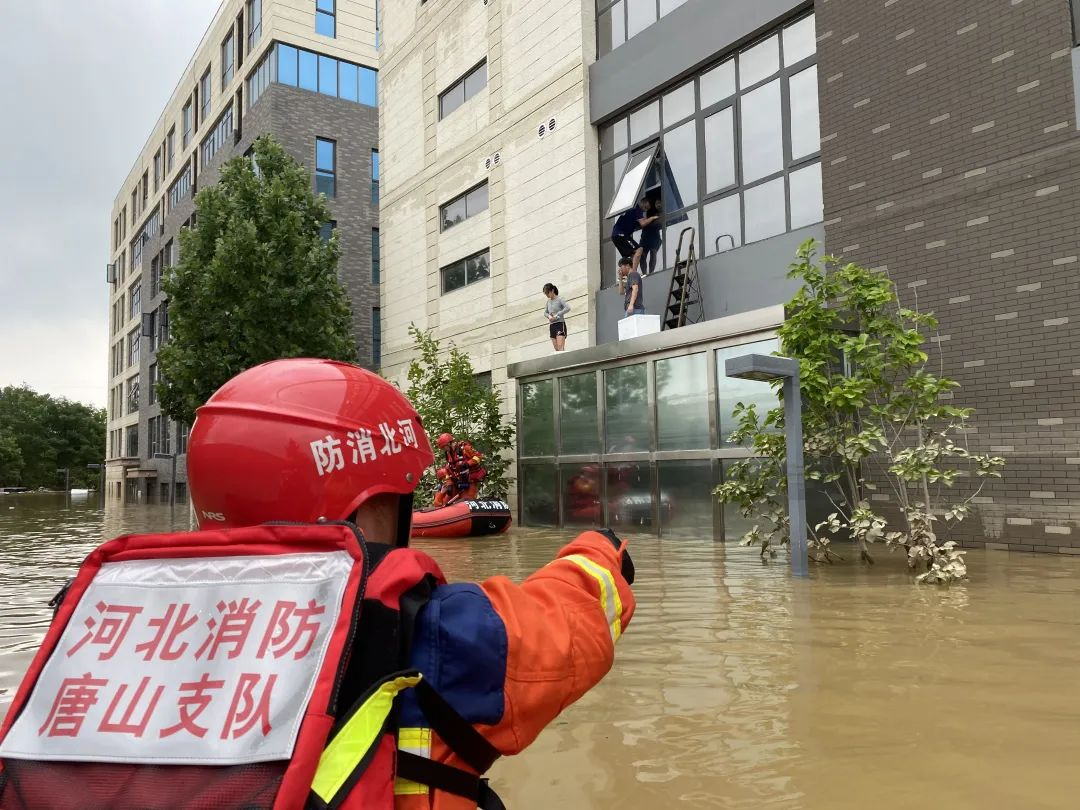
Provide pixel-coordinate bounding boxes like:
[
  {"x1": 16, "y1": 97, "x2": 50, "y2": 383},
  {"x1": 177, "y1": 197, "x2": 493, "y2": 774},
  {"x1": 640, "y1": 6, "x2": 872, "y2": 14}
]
[{"x1": 378, "y1": 0, "x2": 601, "y2": 425}]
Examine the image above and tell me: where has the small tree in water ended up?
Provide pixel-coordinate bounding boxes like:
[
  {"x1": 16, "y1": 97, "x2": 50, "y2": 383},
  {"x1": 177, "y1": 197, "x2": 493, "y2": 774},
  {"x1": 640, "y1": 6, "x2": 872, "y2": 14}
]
[
  {"x1": 157, "y1": 135, "x2": 356, "y2": 426},
  {"x1": 405, "y1": 325, "x2": 515, "y2": 506},
  {"x1": 715, "y1": 241, "x2": 1004, "y2": 584}
]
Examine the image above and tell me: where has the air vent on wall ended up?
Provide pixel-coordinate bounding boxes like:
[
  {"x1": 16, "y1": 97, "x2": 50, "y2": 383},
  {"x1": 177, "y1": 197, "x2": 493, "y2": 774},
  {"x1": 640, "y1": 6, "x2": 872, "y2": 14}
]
[
  {"x1": 483, "y1": 151, "x2": 502, "y2": 171},
  {"x1": 537, "y1": 116, "x2": 557, "y2": 139}
]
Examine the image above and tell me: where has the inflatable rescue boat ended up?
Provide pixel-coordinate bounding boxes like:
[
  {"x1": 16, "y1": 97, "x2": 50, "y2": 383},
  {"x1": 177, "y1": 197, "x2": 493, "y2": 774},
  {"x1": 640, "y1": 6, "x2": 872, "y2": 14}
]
[{"x1": 411, "y1": 499, "x2": 513, "y2": 539}]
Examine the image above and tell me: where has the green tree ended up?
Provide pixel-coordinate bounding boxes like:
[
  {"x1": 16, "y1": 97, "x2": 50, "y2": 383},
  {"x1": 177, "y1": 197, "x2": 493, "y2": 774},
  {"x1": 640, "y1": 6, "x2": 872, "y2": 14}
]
[
  {"x1": 405, "y1": 325, "x2": 515, "y2": 506},
  {"x1": 715, "y1": 241, "x2": 1004, "y2": 584},
  {"x1": 157, "y1": 135, "x2": 357, "y2": 426},
  {"x1": 0, "y1": 386, "x2": 105, "y2": 488}
]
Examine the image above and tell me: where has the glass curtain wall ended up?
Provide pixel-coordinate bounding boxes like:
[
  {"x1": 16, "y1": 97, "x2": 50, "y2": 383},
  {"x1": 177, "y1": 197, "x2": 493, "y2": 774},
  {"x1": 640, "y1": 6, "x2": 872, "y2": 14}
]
[{"x1": 517, "y1": 336, "x2": 785, "y2": 539}]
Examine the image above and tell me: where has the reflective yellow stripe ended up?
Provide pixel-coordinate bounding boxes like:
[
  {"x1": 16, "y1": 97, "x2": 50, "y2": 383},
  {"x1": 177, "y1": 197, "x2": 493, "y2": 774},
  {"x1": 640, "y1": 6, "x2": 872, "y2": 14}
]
[
  {"x1": 311, "y1": 674, "x2": 422, "y2": 803},
  {"x1": 564, "y1": 554, "x2": 622, "y2": 642},
  {"x1": 393, "y1": 727, "x2": 432, "y2": 796}
]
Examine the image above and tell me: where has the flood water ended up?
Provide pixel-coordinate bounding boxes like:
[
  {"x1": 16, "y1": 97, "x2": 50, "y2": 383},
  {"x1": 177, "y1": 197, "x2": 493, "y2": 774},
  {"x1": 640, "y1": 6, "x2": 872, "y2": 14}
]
[{"x1": 2, "y1": 493, "x2": 1080, "y2": 808}]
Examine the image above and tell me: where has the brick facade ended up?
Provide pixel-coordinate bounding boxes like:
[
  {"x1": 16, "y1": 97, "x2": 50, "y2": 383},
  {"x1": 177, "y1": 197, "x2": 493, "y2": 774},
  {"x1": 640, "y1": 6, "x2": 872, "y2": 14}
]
[{"x1": 817, "y1": 0, "x2": 1080, "y2": 551}]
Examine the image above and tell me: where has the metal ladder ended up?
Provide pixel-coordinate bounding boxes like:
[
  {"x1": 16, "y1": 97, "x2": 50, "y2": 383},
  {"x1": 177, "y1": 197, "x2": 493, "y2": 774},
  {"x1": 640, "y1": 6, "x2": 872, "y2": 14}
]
[{"x1": 662, "y1": 226, "x2": 705, "y2": 330}]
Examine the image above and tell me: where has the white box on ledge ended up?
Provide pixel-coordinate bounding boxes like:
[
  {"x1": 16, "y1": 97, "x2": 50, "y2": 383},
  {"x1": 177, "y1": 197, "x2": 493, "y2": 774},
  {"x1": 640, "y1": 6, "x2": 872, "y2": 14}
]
[{"x1": 618, "y1": 313, "x2": 661, "y2": 340}]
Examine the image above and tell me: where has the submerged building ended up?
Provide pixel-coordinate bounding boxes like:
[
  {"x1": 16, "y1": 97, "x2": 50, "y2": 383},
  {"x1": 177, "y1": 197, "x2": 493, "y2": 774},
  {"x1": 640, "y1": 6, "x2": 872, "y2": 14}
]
[
  {"x1": 104, "y1": 0, "x2": 381, "y2": 503},
  {"x1": 378, "y1": 0, "x2": 1080, "y2": 552}
]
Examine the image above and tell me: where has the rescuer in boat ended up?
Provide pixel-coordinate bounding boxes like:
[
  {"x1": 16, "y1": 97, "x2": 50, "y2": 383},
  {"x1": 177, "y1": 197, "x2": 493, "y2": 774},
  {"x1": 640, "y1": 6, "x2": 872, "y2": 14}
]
[{"x1": 185, "y1": 359, "x2": 636, "y2": 809}]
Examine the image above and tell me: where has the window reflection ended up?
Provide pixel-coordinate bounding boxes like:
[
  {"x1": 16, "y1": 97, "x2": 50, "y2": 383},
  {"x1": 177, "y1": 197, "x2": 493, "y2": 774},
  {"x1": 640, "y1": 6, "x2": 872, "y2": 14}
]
[
  {"x1": 604, "y1": 364, "x2": 648, "y2": 453},
  {"x1": 739, "y1": 35, "x2": 780, "y2": 88},
  {"x1": 626, "y1": 0, "x2": 657, "y2": 40},
  {"x1": 559, "y1": 373, "x2": 600, "y2": 454},
  {"x1": 562, "y1": 462, "x2": 603, "y2": 527},
  {"x1": 704, "y1": 194, "x2": 741, "y2": 255},
  {"x1": 783, "y1": 14, "x2": 817, "y2": 65},
  {"x1": 740, "y1": 80, "x2": 783, "y2": 183},
  {"x1": 656, "y1": 353, "x2": 710, "y2": 450},
  {"x1": 661, "y1": 119, "x2": 697, "y2": 207},
  {"x1": 789, "y1": 65, "x2": 821, "y2": 161},
  {"x1": 716, "y1": 338, "x2": 781, "y2": 445},
  {"x1": 704, "y1": 107, "x2": 735, "y2": 193},
  {"x1": 521, "y1": 463, "x2": 557, "y2": 525},
  {"x1": 789, "y1": 162, "x2": 823, "y2": 230},
  {"x1": 521, "y1": 379, "x2": 555, "y2": 456},
  {"x1": 659, "y1": 460, "x2": 715, "y2": 535},
  {"x1": 743, "y1": 177, "x2": 786, "y2": 243},
  {"x1": 607, "y1": 461, "x2": 656, "y2": 530}
]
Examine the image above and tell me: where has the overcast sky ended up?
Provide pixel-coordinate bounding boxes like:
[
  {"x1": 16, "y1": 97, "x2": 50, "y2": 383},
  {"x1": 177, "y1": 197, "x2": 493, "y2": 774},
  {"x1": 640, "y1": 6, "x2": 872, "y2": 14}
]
[{"x1": 0, "y1": 0, "x2": 221, "y2": 409}]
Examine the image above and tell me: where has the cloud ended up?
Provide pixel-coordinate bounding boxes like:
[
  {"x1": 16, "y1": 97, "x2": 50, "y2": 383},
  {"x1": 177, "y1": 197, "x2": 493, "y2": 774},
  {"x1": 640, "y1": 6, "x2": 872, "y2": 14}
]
[{"x1": 0, "y1": 0, "x2": 222, "y2": 408}]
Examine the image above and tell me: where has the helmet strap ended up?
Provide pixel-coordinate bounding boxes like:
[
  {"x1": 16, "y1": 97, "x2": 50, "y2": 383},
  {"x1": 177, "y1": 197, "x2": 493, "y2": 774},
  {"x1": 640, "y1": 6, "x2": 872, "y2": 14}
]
[{"x1": 396, "y1": 492, "x2": 415, "y2": 548}]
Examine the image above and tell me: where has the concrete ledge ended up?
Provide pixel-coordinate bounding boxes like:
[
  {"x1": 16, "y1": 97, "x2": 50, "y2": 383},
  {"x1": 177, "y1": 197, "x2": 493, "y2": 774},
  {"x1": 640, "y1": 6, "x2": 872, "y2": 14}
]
[{"x1": 506, "y1": 303, "x2": 784, "y2": 379}]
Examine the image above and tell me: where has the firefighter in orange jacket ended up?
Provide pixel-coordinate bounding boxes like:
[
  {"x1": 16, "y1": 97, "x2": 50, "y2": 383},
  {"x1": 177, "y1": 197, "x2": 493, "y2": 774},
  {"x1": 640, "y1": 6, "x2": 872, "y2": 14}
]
[{"x1": 186, "y1": 359, "x2": 635, "y2": 809}]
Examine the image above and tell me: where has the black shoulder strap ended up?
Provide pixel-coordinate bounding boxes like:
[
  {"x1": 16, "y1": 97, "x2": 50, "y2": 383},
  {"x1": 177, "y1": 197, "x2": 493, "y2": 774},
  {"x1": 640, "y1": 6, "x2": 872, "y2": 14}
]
[
  {"x1": 396, "y1": 752, "x2": 506, "y2": 810},
  {"x1": 413, "y1": 677, "x2": 500, "y2": 774}
]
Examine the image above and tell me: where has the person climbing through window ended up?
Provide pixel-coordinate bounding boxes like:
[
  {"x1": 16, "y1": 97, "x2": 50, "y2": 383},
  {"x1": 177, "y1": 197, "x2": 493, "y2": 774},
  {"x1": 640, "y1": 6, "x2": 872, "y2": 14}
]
[
  {"x1": 610, "y1": 199, "x2": 658, "y2": 281},
  {"x1": 543, "y1": 282, "x2": 570, "y2": 351},
  {"x1": 638, "y1": 197, "x2": 662, "y2": 276}
]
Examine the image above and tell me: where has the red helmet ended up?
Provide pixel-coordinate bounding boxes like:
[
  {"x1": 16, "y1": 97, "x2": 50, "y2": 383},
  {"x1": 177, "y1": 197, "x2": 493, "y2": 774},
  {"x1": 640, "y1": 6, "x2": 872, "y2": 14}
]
[
  {"x1": 188, "y1": 359, "x2": 433, "y2": 540},
  {"x1": 436, "y1": 433, "x2": 453, "y2": 449},
  {"x1": 435, "y1": 467, "x2": 449, "y2": 479}
]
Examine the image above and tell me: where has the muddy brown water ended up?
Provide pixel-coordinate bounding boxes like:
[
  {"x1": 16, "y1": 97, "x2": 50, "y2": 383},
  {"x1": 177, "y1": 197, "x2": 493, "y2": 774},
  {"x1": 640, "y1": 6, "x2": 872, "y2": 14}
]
[{"x1": 2, "y1": 493, "x2": 1079, "y2": 808}]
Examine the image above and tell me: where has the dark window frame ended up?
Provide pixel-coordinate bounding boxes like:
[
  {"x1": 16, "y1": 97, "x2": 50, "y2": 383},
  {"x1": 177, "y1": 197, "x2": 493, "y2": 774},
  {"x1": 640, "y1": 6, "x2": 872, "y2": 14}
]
[
  {"x1": 371, "y1": 228, "x2": 380, "y2": 283},
  {"x1": 596, "y1": 0, "x2": 690, "y2": 59},
  {"x1": 440, "y1": 249, "x2": 491, "y2": 295},
  {"x1": 371, "y1": 149, "x2": 379, "y2": 204},
  {"x1": 439, "y1": 181, "x2": 490, "y2": 231},
  {"x1": 372, "y1": 306, "x2": 381, "y2": 367},
  {"x1": 438, "y1": 60, "x2": 488, "y2": 120},
  {"x1": 200, "y1": 67, "x2": 213, "y2": 125},
  {"x1": 598, "y1": 11, "x2": 820, "y2": 282},
  {"x1": 247, "y1": 0, "x2": 262, "y2": 50},
  {"x1": 181, "y1": 99, "x2": 193, "y2": 147},
  {"x1": 315, "y1": 137, "x2": 337, "y2": 198},
  {"x1": 222, "y1": 31, "x2": 236, "y2": 88}
]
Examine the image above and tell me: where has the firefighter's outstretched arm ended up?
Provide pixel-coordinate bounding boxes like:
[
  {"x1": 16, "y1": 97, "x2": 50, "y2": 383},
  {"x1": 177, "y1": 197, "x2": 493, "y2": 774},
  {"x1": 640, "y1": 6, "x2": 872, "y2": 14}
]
[{"x1": 477, "y1": 528, "x2": 635, "y2": 755}]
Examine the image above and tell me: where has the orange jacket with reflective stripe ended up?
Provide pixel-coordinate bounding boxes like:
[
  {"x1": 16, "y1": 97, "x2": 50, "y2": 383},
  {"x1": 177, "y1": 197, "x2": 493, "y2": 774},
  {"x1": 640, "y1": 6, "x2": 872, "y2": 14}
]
[{"x1": 396, "y1": 530, "x2": 635, "y2": 809}]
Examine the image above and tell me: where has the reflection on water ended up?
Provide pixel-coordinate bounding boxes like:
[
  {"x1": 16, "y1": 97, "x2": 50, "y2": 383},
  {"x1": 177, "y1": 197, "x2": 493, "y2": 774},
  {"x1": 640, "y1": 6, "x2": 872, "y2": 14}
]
[{"x1": 2, "y1": 493, "x2": 1080, "y2": 807}]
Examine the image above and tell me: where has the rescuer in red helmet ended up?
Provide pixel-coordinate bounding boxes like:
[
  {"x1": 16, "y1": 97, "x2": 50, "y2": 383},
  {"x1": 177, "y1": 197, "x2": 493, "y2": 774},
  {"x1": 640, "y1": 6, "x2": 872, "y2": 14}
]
[{"x1": 186, "y1": 359, "x2": 635, "y2": 809}]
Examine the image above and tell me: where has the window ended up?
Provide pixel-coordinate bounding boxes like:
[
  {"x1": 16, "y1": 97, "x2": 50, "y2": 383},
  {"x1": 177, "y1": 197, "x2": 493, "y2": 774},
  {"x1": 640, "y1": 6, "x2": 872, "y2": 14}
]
[
  {"x1": 439, "y1": 61, "x2": 487, "y2": 119},
  {"x1": 599, "y1": 12, "x2": 820, "y2": 279},
  {"x1": 371, "y1": 228, "x2": 380, "y2": 283},
  {"x1": 142, "y1": 171, "x2": 149, "y2": 208},
  {"x1": 129, "y1": 282, "x2": 141, "y2": 321},
  {"x1": 166, "y1": 128, "x2": 175, "y2": 171},
  {"x1": 372, "y1": 307, "x2": 381, "y2": 366},
  {"x1": 182, "y1": 99, "x2": 193, "y2": 147},
  {"x1": 247, "y1": 47, "x2": 273, "y2": 107},
  {"x1": 222, "y1": 32, "x2": 235, "y2": 88},
  {"x1": 162, "y1": 419, "x2": 172, "y2": 455},
  {"x1": 316, "y1": 0, "x2": 336, "y2": 37},
  {"x1": 145, "y1": 309, "x2": 158, "y2": 353},
  {"x1": 127, "y1": 374, "x2": 141, "y2": 415},
  {"x1": 1073, "y1": 0, "x2": 1080, "y2": 45},
  {"x1": 201, "y1": 104, "x2": 234, "y2": 167},
  {"x1": 316, "y1": 138, "x2": 336, "y2": 198},
  {"x1": 274, "y1": 44, "x2": 378, "y2": 106},
  {"x1": 148, "y1": 364, "x2": 159, "y2": 405},
  {"x1": 199, "y1": 68, "x2": 212, "y2": 126},
  {"x1": 320, "y1": 220, "x2": 337, "y2": 243},
  {"x1": 440, "y1": 182, "x2": 489, "y2": 231},
  {"x1": 440, "y1": 249, "x2": 490, "y2": 294},
  {"x1": 371, "y1": 150, "x2": 379, "y2": 204},
  {"x1": 247, "y1": 0, "x2": 262, "y2": 50},
  {"x1": 153, "y1": 150, "x2": 162, "y2": 191},
  {"x1": 126, "y1": 424, "x2": 139, "y2": 457},
  {"x1": 598, "y1": 0, "x2": 688, "y2": 57},
  {"x1": 148, "y1": 416, "x2": 162, "y2": 458},
  {"x1": 128, "y1": 328, "x2": 141, "y2": 368},
  {"x1": 178, "y1": 423, "x2": 191, "y2": 455},
  {"x1": 158, "y1": 303, "x2": 170, "y2": 347},
  {"x1": 169, "y1": 162, "x2": 192, "y2": 209},
  {"x1": 150, "y1": 254, "x2": 161, "y2": 299}
]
